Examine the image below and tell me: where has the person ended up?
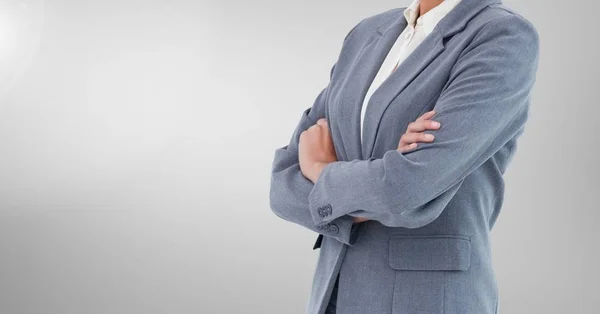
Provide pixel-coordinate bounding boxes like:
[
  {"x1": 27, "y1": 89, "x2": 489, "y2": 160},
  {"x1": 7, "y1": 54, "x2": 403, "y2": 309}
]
[{"x1": 269, "y1": 0, "x2": 540, "y2": 312}]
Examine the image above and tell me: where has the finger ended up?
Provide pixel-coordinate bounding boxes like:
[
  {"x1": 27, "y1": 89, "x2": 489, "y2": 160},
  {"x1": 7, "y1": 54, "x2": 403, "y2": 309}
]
[
  {"x1": 415, "y1": 110, "x2": 435, "y2": 121},
  {"x1": 406, "y1": 119, "x2": 441, "y2": 133},
  {"x1": 415, "y1": 110, "x2": 436, "y2": 121},
  {"x1": 398, "y1": 142, "x2": 417, "y2": 153},
  {"x1": 316, "y1": 118, "x2": 328, "y2": 127},
  {"x1": 400, "y1": 132, "x2": 435, "y2": 145}
]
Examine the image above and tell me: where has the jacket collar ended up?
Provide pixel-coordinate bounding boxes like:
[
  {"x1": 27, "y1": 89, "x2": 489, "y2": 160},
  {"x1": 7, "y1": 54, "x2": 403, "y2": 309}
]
[
  {"x1": 377, "y1": 0, "x2": 502, "y2": 37},
  {"x1": 403, "y1": 0, "x2": 464, "y2": 37}
]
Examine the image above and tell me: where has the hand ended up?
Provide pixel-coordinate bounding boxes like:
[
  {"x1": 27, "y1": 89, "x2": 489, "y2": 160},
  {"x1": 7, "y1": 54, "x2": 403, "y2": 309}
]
[
  {"x1": 351, "y1": 111, "x2": 442, "y2": 225},
  {"x1": 398, "y1": 110, "x2": 441, "y2": 153},
  {"x1": 352, "y1": 216, "x2": 369, "y2": 223},
  {"x1": 299, "y1": 118, "x2": 338, "y2": 183}
]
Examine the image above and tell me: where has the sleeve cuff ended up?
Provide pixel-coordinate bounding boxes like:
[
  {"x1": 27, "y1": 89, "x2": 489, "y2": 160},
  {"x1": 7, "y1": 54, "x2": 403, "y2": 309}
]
[
  {"x1": 308, "y1": 161, "x2": 340, "y2": 226},
  {"x1": 314, "y1": 215, "x2": 362, "y2": 247}
]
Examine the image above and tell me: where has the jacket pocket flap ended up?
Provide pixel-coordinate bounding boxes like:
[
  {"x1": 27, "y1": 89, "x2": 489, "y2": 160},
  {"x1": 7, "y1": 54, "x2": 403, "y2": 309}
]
[{"x1": 388, "y1": 234, "x2": 471, "y2": 271}]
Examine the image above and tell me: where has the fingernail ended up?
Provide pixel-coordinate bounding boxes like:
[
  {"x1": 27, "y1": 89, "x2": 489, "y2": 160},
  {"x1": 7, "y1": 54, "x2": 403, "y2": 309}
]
[
  {"x1": 425, "y1": 134, "x2": 435, "y2": 140},
  {"x1": 431, "y1": 121, "x2": 440, "y2": 128}
]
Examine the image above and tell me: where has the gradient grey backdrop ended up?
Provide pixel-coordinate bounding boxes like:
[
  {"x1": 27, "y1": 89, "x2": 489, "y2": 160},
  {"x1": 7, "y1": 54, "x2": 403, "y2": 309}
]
[{"x1": 0, "y1": 0, "x2": 597, "y2": 313}]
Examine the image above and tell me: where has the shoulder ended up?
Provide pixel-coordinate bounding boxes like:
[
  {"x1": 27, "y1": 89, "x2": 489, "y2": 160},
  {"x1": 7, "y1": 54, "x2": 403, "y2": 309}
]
[
  {"x1": 469, "y1": 4, "x2": 539, "y2": 50},
  {"x1": 451, "y1": 5, "x2": 540, "y2": 88},
  {"x1": 342, "y1": 7, "x2": 406, "y2": 42},
  {"x1": 451, "y1": 3, "x2": 540, "y2": 73},
  {"x1": 360, "y1": 7, "x2": 405, "y2": 29}
]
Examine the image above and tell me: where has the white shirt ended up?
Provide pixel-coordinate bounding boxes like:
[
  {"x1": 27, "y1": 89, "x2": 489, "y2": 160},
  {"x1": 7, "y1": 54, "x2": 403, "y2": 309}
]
[{"x1": 360, "y1": 0, "x2": 462, "y2": 144}]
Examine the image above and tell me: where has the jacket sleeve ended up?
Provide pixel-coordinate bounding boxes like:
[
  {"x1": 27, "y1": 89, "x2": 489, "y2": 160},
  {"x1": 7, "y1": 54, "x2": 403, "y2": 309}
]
[
  {"x1": 307, "y1": 14, "x2": 540, "y2": 228},
  {"x1": 269, "y1": 20, "x2": 365, "y2": 246}
]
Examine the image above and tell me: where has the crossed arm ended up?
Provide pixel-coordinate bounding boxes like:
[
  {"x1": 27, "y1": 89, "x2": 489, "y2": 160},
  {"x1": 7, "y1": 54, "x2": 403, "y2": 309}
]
[
  {"x1": 305, "y1": 14, "x2": 540, "y2": 228},
  {"x1": 270, "y1": 14, "x2": 539, "y2": 245},
  {"x1": 269, "y1": 19, "x2": 368, "y2": 246},
  {"x1": 269, "y1": 60, "x2": 362, "y2": 246}
]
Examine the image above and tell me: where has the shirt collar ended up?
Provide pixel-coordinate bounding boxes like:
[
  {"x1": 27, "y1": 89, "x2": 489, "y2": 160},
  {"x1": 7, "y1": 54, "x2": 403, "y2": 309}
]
[{"x1": 403, "y1": 0, "x2": 463, "y2": 36}]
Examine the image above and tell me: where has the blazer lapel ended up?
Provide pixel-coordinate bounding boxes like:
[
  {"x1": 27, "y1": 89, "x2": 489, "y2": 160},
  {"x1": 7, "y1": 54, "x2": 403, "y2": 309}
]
[
  {"x1": 359, "y1": 0, "x2": 502, "y2": 159},
  {"x1": 333, "y1": 18, "x2": 405, "y2": 161}
]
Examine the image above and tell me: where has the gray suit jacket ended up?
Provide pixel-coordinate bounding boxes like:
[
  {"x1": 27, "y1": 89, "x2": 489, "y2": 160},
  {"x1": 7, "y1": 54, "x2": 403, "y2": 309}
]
[{"x1": 269, "y1": 0, "x2": 540, "y2": 313}]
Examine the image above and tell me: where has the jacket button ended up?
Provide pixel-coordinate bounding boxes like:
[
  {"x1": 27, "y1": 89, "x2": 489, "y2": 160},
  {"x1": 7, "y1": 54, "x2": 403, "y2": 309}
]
[
  {"x1": 329, "y1": 224, "x2": 339, "y2": 234},
  {"x1": 317, "y1": 207, "x2": 324, "y2": 217},
  {"x1": 318, "y1": 205, "x2": 332, "y2": 217},
  {"x1": 319, "y1": 204, "x2": 331, "y2": 216}
]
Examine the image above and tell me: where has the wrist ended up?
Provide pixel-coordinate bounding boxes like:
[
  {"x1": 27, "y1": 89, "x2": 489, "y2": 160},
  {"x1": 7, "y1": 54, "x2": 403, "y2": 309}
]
[{"x1": 310, "y1": 162, "x2": 328, "y2": 183}]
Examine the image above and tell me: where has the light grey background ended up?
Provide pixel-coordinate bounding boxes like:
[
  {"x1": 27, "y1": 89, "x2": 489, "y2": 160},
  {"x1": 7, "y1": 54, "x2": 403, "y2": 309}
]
[{"x1": 0, "y1": 0, "x2": 597, "y2": 313}]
